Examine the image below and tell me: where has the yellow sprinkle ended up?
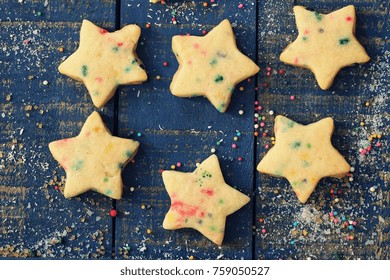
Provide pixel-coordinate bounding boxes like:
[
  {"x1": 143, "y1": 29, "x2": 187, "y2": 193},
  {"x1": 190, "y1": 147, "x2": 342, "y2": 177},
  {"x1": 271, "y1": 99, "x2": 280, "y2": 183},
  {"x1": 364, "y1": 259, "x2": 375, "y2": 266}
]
[
  {"x1": 170, "y1": 165, "x2": 176, "y2": 170},
  {"x1": 365, "y1": 101, "x2": 370, "y2": 107},
  {"x1": 271, "y1": 137, "x2": 275, "y2": 141},
  {"x1": 189, "y1": 255, "x2": 195, "y2": 260},
  {"x1": 272, "y1": 141, "x2": 275, "y2": 145},
  {"x1": 377, "y1": 134, "x2": 382, "y2": 139},
  {"x1": 202, "y1": 2, "x2": 208, "y2": 7},
  {"x1": 372, "y1": 133, "x2": 377, "y2": 138},
  {"x1": 360, "y1": 121, "x2": 365, "y2": 126},
  {"x1": 58, "y1": 46, "x2": 64, "y2": 52},
  {"x1": 239, "y1": 86, "x2": 244, "y2": 91},
  {"x1": 156, "y1": 75, "x2": 161, "y2": 80},
  {"x1": 141, "y1": 204, "x2": 146, "y2": 210},
  {"x1": 146, "y1": 229, "x2": 152, "y2": 234}
]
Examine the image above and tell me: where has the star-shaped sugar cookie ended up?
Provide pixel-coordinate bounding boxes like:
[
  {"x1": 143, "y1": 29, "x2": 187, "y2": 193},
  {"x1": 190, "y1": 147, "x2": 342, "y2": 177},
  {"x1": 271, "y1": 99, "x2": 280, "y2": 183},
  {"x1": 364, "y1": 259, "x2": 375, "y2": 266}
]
[
  {"x1": 280, "y1": 5, "x2": 370, "y2": 90},
  {"x1": 162, "y1": 154, "x2": 250, "y2": 245},
  {"x1": 170, "y1": 19, "x2": 260, "y2": 112},
  {"x1": 49, "y1": 111, "x2": 139, "y2": 199},
  {"x1": 58, "y1": 20, "x2": 147, "y2": 108},
  {"x1": 257, "y1": 116, "x2": 350, "y2": 203}
]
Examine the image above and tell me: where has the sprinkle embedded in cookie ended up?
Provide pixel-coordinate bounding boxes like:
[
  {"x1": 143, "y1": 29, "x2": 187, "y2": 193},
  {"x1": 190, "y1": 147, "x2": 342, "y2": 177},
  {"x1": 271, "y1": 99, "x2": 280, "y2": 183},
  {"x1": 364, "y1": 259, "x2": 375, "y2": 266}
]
[
  {"x1": 257, "y1": 116, "x2": 350, "y2": 203},
  {"x1": 170, "y1": 19, "x2": 260, "y2": 112},
  {"x1": 58, "y1": 20, "x2": 147, "y2": 108},
  {"x1": 48, "y1": 112, "x2": 139, "y2": 199},
  {"x1": 162, "y1": 154, "x2": 250, "y2": 245},
  {"x1": 280, "y1": 5, "x2": 370, "y2": 90}
]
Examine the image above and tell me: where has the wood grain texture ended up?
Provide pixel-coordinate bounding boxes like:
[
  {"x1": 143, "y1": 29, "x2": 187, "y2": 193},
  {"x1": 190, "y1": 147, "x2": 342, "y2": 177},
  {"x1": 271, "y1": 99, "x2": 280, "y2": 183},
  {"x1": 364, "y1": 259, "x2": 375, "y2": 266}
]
[
  {"x1": 0, "y1": 1, "x2": 117, "y2": 258},
  {"x1": 255, "y1": 0, "x2": 389, "y2": 259},
  {"x1": 0, "y1": 0, "x2": 388, "y2": 260},
  {"x1": 115, "y1": 0, "x2": 257, "y2": 259}
]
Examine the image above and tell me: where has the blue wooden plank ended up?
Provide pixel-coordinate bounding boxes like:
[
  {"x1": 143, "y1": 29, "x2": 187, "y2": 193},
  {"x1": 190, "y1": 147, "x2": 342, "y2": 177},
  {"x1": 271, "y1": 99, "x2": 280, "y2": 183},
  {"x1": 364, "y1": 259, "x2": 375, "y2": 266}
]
[
  {"x1": 255, "y1": 0, "x2": 389, "y2": 259},
  {"x1": 0, "y1": 1, "x2": 117, "y2": 258},
  {"x1": 115, "y1": 0, "x2": 258, "y2": 259},
  {"x1": 0, "y1": 0, "x2": 388, "y2": 260}
]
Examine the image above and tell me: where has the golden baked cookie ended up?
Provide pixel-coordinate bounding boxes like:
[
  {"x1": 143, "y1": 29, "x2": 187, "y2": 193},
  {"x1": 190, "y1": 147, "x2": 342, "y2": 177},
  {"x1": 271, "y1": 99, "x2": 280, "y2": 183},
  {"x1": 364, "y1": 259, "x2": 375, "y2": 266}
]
[
  {"x1": 59, "y1": 20, "x2": 147, "y2": 108},
  {"x1": 49, "y1": 112, "x2": 139, "y2": 199},
  {"x1": 257, "y1": 116, "x2": 350, "y2": 203},
  {"x1": 280, "y1": 5, "x2": 369, "y2": 90},
  {"x1": 170, "y1": 19, "x2": 259, "y2": 112},
  {"x1": 162, "y1": 154, "x2": 250, "y2": 245}
]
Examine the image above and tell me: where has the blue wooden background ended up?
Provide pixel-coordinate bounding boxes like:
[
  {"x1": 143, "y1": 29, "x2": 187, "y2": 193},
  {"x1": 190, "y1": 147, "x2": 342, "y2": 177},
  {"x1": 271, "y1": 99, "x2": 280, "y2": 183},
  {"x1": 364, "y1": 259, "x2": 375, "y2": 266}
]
[{"x1": 0, "y1": 0, "x2": 388, "y2": 259}]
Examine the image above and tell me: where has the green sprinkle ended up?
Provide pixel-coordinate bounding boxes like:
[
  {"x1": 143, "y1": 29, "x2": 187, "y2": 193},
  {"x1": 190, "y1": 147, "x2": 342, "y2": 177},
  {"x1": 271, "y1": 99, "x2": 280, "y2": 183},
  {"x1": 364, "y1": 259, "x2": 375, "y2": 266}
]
[
  {"x1": 218, "y1": 199, "x2": 224, "y2": 205},
  {"x1": 93, "y1": 91, "x2": 99, "y2": 96},
  {"x1": 202, "y1": 170, "x2": 212, "y2": 178},
  {"x1": 214, "y1": 75, "x2": 224, "y2": 83},
  {"x1": 314, "y1": 11, "x2": 322, "y2": 21},
  {"x1": 184, "y1": 218, "x2": 188, "y2": 223},
  {"x1": 291, "y1": 141, "x2": 301, "y2": 149},
  {"x1": 306, "y1": 143, "x2": 312, "y2": 149},
  {"x1": 118, "y1": 163, "x2": 123, "y2": 169},
  {"x1": 72, "y1": 160, "x2": 84, "y2": 171},
  {"x1": 210, "y1": 225, "x2": 216, "y2": 232},
  {"x1": 125, "y1": 150, "x2": 132, "y2": 158},
  {"x1": 131, "y1": 59, "x2": 137, "y2": 64},
  {"x1": 81, "y1": 65, "x2": 88, "y2": 77},
  {"x1": 217, "y1": 103, "x2": 226, "y2": 112},
  {"x1": 125, "y1": 67, "x2": 131, "y2": 73},
  {"x1": 339, "y1": 37, "x2": 350, "y2": 45},
  {"x1": 105, "y1": 189, "x2": 113, "y2": 195},
  {"x1": 104, "y1": 177, "x2": 109, "y2": 182},
  {"x1": 112, "y1": 46, "x2": 119, "y2": 52},
  {"x1": 302, "y1": 36, "x2": 308, "y2": 41},
  {"x1": 210, "y1": 58, "x2": 218, "y2": 66}
]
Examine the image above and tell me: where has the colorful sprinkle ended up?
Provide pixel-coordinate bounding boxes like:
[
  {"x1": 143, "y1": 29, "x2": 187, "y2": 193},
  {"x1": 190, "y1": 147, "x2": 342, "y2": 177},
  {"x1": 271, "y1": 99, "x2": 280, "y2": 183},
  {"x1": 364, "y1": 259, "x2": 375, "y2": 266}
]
[
  {"x1": 339, "y1": 37, "x2": 350, "y2": 45},
  {"x1": 109, "y1": 209, "x2": 118, "y2": 217},
  {"x1": 214, "y1": 75, "x2": 224, "y2": 83},
  {"x1": 81, "y1": 65, "x2": 88, "y2": 77},
  {"x1": 314, "y1": 11, "x2": 322, "y2": 21}
]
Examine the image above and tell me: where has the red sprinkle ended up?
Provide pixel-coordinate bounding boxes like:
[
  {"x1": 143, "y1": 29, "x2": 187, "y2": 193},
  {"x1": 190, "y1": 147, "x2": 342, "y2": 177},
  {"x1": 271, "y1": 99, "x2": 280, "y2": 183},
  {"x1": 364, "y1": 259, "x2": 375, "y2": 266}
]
[
  {"x1": 278, "y1": 69, "x2": 284, "y2": 74},
  {"x1": 163, "y1": 61, "x2": 168, "y2": 67},
  {"x1": 54, "y1": 186, "x2": 59, "y2": 190},
  {"x1": 109, "y1": 209, "x2": 118, "y2": 217},
  {"x1": 99, "y1": 29, "x2": 108, "y2": 35}
]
